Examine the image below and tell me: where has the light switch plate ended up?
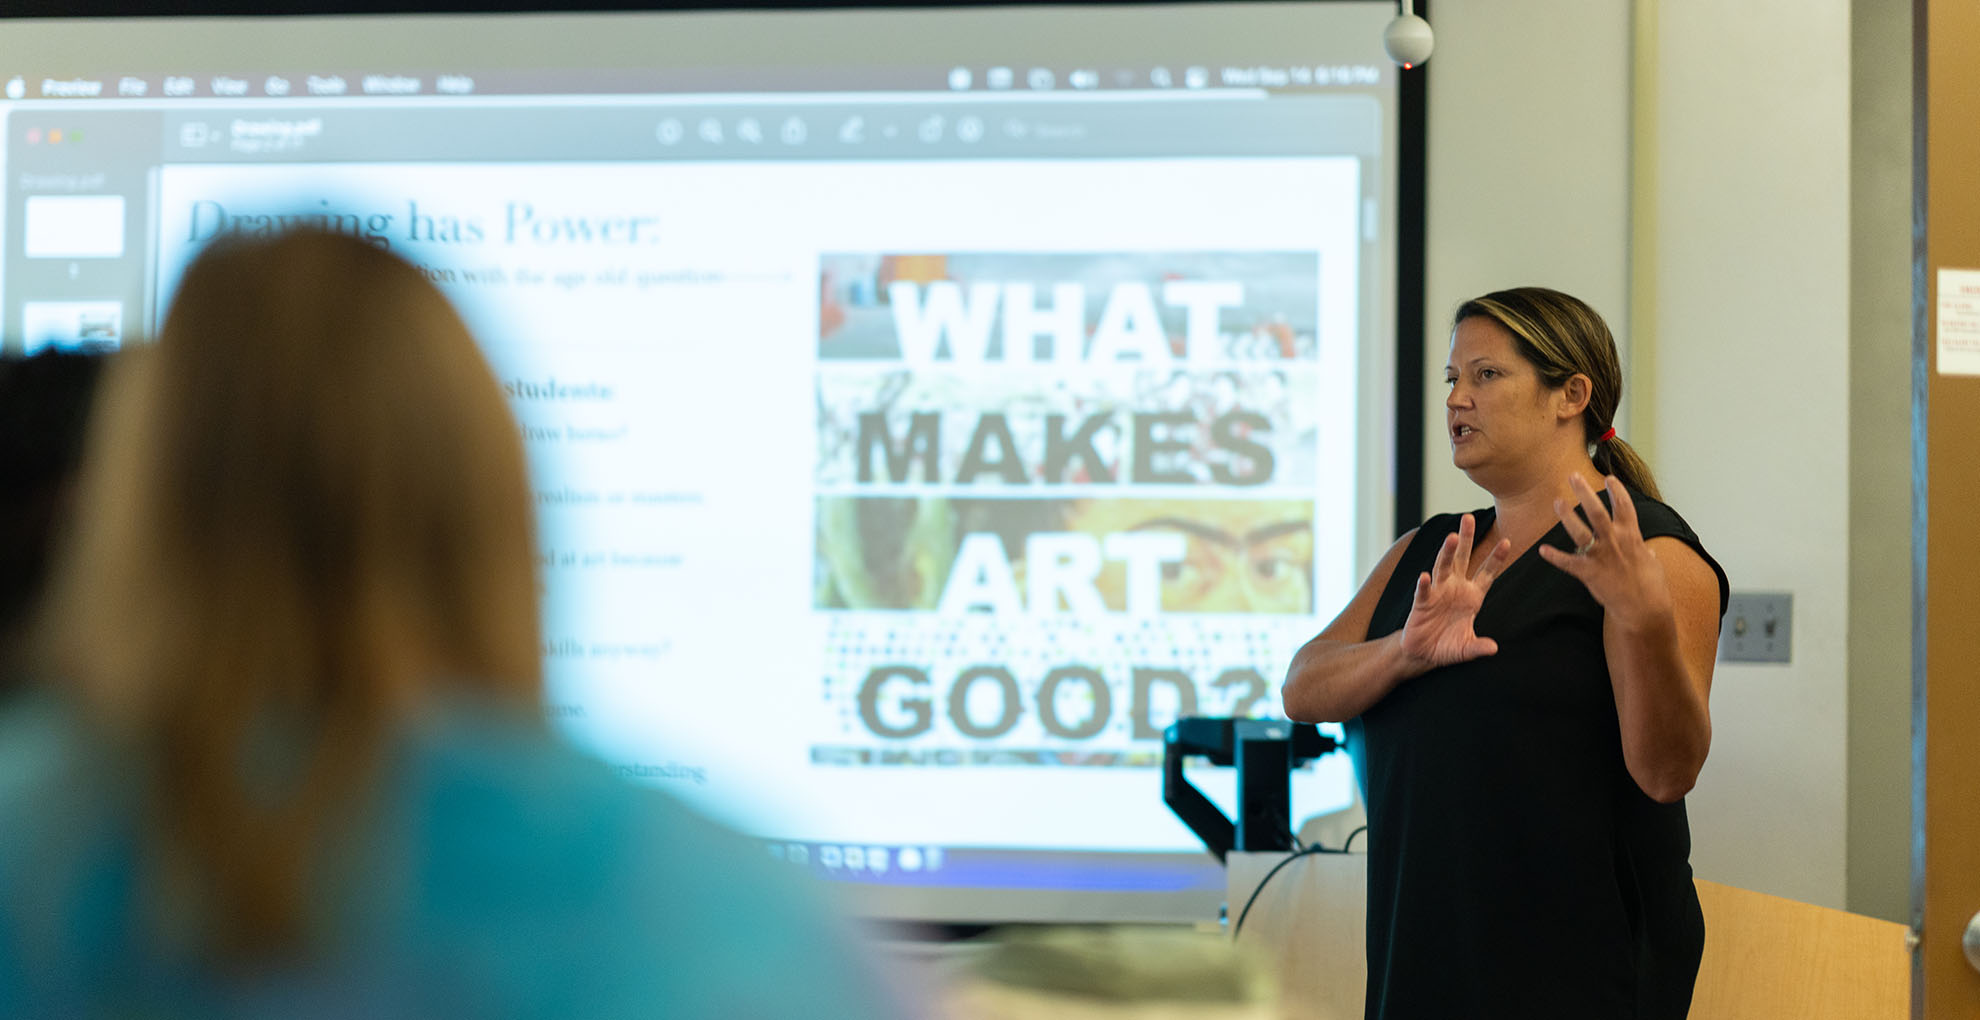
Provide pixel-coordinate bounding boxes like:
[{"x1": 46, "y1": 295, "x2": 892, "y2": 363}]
[{"x1": 1720, "y1": 591, "x2": 1792, "y2": 663}]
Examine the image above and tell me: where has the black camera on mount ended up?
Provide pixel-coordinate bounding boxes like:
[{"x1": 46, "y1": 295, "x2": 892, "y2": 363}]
[{"x1": 1162, "y1": 716, "x2": 1341, "y2": 863}]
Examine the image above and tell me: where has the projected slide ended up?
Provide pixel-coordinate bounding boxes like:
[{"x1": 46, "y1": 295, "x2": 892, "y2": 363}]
[
  {"x1": 0, "y1": 0, "x2": 1407, "y2": 923},
  {"x1": 810, "y1": 249, "x2": 1351, "y2": 850}
]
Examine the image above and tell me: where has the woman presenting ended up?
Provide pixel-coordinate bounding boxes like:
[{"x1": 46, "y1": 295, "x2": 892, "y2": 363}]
[{"x1": 1282, "y1": 287, "x2": 1728, "y2": 1019}]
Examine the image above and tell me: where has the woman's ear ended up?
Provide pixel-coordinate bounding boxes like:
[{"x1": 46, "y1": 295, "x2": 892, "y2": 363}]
[{"x1": 1558, "y1": 374, "x2": 1593, "y2": 420}]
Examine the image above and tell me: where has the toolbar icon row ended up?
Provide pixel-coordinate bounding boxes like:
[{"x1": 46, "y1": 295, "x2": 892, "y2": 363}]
[
  {"x1": 950, "y1": 65, "x2": 1215, "y2": 90},
  {"x1": 654, "y1": 115, "x2": 989, "y2": 148},
  {"x1": 656, "y1": 116, "x2": 807, "y2": 146}
]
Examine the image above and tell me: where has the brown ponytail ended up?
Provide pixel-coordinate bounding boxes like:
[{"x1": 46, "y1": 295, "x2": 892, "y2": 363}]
[{"x1": 1593, "y1": 435, "x2": 1660, "y2": 502}]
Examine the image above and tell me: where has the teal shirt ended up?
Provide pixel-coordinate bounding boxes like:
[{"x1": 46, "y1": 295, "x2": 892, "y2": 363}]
[{"x1": 0, "y1": 698, "x2": 906, "y2": 1019}]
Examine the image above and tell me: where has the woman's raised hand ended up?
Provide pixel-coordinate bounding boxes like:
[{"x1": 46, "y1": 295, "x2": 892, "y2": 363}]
[
  {"x1": 1399, "y1": 512, "x2": 1514, "y2": 671},
  {"x1": 1537, "y1": 475, "x2": 1672, "y2": 627}
]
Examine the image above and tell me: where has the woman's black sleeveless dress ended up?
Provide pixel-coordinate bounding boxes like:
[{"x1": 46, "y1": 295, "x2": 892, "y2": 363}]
[{"x1": 1346, "y1": 495, "x2": 1728, "y2": 1020}]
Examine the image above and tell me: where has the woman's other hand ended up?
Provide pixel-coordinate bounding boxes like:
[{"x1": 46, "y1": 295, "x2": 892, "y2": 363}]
[{"x1": 1538, "y1": 475, "x2": 1673, "y2": 628}]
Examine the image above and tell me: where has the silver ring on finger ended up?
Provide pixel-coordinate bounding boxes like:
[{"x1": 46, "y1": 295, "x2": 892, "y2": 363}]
[{"x1": 1574, "y1": 539, "x2": 1597, "y2": 555}]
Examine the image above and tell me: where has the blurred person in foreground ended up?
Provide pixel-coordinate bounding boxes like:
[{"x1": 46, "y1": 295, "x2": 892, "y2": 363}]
[
  {"x1": 0, "y1": 350, "x2": 105, "y2": 691},
  {"x1": 0, "y1": 230, "x2": 907, "y2": 1019}
]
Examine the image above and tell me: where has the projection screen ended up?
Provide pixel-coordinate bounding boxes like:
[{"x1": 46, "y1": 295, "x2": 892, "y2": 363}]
[{"x1": 0, "y1": 0, "x2": 1423, "y2": 924}]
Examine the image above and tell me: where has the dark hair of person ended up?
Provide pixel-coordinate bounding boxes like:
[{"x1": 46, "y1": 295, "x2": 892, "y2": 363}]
[{"x1": 0, "y1": 350, "x2": 105, "y2": 678}]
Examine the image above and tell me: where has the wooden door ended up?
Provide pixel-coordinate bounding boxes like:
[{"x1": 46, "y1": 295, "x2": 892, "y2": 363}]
[{"x1": 1917, "y1": 1, "x2": 1980, "y2": 1014}]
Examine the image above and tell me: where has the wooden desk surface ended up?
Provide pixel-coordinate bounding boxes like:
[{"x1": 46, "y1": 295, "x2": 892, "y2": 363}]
[{"x1": 1227, "y1": 856, "x2": 1911, "y2": 1020}]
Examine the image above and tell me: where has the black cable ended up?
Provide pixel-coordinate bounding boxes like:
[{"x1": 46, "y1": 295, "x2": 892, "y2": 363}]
[
  {"x1": 1230, "y1": 825, "x2": 1371, "y2": 939},
  {"x1": 1230, "y1": 845, "x2": 1326, "y2": 940}
]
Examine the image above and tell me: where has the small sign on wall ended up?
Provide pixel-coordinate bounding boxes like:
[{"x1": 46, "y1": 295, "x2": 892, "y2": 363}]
[{"x1": 1937, "y1": 267, "x2": 1980, "y2": 375}]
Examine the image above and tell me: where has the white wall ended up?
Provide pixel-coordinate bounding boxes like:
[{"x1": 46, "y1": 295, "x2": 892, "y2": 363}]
[
  {"x1": 1426, "y1": 0, "x2": 1867, "y2": 909},
  {"x1": 1421, "y1": 0, "x2": 1631, "y2": 518},
  {"x1": 1644, "y1": 0, "x2": 1853, "y2": 909}
]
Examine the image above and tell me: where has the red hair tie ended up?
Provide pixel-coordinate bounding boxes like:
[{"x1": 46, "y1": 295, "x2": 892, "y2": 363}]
[{"x1": 1596, "y1": 427, "x2": 1617, "y2": 443}]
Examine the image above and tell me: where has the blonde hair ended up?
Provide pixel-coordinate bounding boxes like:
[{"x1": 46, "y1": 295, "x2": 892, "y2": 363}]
[
  {"x1": 52, "y1": 230, "x2": 541, "y2": 959},
  {"x1": 1453, "y1": 287, "x2": 1660, "y2": 501}
]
